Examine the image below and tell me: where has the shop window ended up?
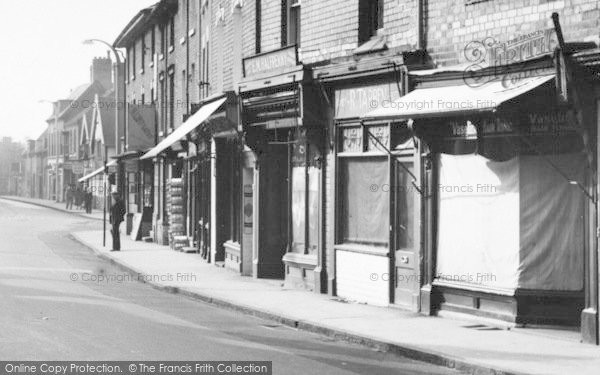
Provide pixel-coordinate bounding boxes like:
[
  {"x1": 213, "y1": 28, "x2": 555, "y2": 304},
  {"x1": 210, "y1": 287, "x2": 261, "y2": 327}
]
[
  {"x1": 290, "y1": 130, "x2": 321, "y2": 254},
  {"x1": 359, "y1": 0, "x2": 384, "y2": 44},
  {"x1": 394, "y1": 162, "x2": 414, "y2": 249},
  {"x1": 339, "y1": 157, "x2": 389, "y2": 247}
]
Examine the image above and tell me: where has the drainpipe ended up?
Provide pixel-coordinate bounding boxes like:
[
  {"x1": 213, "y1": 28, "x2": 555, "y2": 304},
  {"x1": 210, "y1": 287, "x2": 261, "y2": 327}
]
[
  {"x1": 416, "y1": 0, "x2": 425, "y2": 51},
  {"x1": 186, "y1": 0, "x2": 190, "y2": 114}
]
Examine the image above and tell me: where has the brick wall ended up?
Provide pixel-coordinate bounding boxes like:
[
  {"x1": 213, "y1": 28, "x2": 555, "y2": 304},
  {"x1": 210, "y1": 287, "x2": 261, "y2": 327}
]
[
  {"x1": 300, "y1": 0, "x2": 418, "y2": 65},
  {"x1": 425, "y1": 0, "x2": 600, "y2": 67},
  {"x1": 260, "y1": 0, "x2": 282, "y2": 52}
]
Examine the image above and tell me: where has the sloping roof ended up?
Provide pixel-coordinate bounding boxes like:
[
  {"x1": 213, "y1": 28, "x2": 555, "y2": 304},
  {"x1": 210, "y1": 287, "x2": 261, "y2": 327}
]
[
  {"x1": 58, "y1": 81, "x2": 106, "y2": 121},
  {"x1": 113, "y1": 1, "x2": 178, "y2": 48}
]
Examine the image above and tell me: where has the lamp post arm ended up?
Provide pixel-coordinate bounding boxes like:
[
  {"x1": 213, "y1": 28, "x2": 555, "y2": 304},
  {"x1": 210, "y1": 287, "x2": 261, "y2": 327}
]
[{"x1": 85, "y1": 39, "x2": 122, "y2": 65}]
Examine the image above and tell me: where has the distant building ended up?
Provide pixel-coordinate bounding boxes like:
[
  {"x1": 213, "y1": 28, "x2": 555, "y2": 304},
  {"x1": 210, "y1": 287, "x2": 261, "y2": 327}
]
[{"x1": 0, "y1": 137, "x2": 24, "y2": 195}]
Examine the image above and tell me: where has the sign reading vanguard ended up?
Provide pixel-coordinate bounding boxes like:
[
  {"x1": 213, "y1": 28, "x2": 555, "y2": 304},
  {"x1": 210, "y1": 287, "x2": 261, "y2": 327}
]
[
  {"x1": 444, "y1": 109, "x2": 575, "y2": 138},
  {"x1": 243, "y1": 45, "x2": 298, "y2": 77}
]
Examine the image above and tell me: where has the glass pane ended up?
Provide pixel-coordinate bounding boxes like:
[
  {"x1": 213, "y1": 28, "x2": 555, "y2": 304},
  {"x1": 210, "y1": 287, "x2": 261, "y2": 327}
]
[
  {"x1": 340, "y1": 126, "x2": 362, "y2": 152},
  {"x1": 291, "y1": 166, "x2": 306, "y2": 253},
  {"x1": 366, "y1": 125, "x2": 390, "y2": 152},
  {"x1": 307, "y1": 166, "x2": 319, "y2": 254},
  {"x1": 341, "y1": 158, "x2": 389, "y2": 246},
  {"x1": 395, "y1": 162, "x2": 414, "y2": 249}
]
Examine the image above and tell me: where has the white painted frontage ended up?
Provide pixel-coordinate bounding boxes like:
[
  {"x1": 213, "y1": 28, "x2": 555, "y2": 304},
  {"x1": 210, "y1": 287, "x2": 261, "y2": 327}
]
[{"x1": 335, "y1": 250, "x2": 389, "y2": 306}]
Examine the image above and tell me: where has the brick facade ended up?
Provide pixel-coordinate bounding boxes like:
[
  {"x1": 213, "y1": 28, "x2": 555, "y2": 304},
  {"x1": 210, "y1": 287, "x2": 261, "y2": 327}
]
[{"x1": 425, "y1": 0, "x2": 599, "y2": 66}]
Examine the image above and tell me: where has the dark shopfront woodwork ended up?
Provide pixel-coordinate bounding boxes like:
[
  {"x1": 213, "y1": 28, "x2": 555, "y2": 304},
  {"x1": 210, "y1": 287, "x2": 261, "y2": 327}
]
[
  {"x1": 241, "y1": 64, "x2": 325, "y2": 282},
  {"x1": 335, "y1": 120, "x2": 420, "y2": 308}
]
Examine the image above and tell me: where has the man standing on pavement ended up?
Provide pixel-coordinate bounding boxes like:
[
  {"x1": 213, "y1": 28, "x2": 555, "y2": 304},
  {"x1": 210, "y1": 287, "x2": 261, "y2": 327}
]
[
  {"x1": 65, "y1": 185, "x2": 73, "y2": 210},
  {"x1": 109, "y1": 191, "x2": 126, "y2": 251}
]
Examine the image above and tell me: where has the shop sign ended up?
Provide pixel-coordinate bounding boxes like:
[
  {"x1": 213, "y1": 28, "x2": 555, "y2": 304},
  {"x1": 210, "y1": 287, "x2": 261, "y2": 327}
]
[
  {"x1": 264, "y1": 117, "x2": 298, "y2": 129},
  {"x1": 526, "y1": 109, "x2": 574, "y2": 134},
  {"x1": 335, "y1": 83, "x2": 400, "y2": 119},
  {"x1": 72, "y1": 163, "x2": 84, "y2": 174},
  {"x1": 445, "y1": 109, "x2": 573, "y2": 138},
  {"x1": 243, "y1": 45, "x2": 298, "y2": 77}
]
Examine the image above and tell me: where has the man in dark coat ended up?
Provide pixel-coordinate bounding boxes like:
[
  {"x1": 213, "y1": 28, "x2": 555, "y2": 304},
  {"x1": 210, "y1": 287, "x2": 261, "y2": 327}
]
[
  {"x1": 109, "y1": 192, "x2": 126, "y2": 251},
  {"x1": 84, "y1": 187, "x2": 93, "y2": 214}
]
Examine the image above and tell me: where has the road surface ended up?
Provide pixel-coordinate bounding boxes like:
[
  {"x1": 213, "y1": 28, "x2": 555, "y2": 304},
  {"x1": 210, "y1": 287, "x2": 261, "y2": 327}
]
[{"x1": 0, "y1": 198, "x2": 465, "y2": 375}]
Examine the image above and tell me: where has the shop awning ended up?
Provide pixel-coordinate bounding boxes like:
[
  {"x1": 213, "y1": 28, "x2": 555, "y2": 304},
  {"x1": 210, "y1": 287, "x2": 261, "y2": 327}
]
[
  {"x1": 362, "y1": 74, "x2": 555, "y2": 120},
  {"x1": 78, "y1": 160, "x2": 117, "y2": 182},
  {"x1": 140, "y1": 97, "x2": 227, "y2": 160}
]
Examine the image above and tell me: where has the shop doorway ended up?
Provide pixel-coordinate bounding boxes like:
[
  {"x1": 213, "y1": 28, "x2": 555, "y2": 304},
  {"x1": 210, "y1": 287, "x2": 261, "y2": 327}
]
[
  {"x1": 392, "y1": 158, "x2": 420, "y2": 310},
  {"x1": 257, "y1": 143, "x2": 289, "y2": 278},
  {"x1": 241, "y1": 152, "x2": 255, "y2": 276}
]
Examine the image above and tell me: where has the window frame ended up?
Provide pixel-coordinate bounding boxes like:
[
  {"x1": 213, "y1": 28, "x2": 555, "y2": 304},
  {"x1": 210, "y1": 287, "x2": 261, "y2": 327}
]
[
  {"x1": 358, "y1": 0, "x2": 384, "y2": 44},
  {"x1": 335, "y1": 120, "x2": 415, "y2": 251}
]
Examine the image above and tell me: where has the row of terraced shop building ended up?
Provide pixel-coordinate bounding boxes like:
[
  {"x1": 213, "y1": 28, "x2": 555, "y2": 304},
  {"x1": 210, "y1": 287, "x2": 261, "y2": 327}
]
[{"x1": 88, "y1": 0, "x2": 600, "y2": 344}]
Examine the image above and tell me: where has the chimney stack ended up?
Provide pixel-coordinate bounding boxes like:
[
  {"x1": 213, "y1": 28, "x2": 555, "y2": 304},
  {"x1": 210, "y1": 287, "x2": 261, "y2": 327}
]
[{"x1": 90, "y1": 56, "x2": 113, "y2": 90}]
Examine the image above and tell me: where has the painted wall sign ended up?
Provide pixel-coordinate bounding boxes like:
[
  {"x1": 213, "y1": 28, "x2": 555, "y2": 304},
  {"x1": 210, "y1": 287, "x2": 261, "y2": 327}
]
[
  {"x1": 335, "y1": 83, "x2": 400, "y2": 119},
  {"x1": 243, "y1": 46, "x2": 298, "y2": 77},
  {"x1": 488, "y1": 28, "x2": 558, "y2": 66}
]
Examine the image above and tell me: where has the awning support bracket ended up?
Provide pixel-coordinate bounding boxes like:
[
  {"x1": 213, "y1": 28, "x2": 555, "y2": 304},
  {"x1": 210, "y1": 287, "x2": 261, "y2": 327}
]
[{"x1": 365, "y1": 127, "x2": 423, "y2": 196}]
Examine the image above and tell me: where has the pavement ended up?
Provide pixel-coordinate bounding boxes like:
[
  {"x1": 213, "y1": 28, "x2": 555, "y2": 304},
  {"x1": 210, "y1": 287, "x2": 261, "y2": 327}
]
[
  {"x1": 4, "y1": 195, "x2": 600, "y2": 375},
  {"x1": 2, "y1": 195, "x2": 103, "y2": 220}
]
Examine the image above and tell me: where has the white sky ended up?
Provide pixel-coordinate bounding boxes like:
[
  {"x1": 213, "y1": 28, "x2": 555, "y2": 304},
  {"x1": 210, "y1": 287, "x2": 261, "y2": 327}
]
[{"x1": 0, "y1": 0, "x2": 157, "y2": 143}]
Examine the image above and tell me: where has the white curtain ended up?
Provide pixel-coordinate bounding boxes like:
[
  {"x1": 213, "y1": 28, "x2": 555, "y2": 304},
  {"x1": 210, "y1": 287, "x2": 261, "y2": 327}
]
[
  {"x1": 437, "y1": 154, "x2": 520, "y2": 290},
  {"x1": 437, "y1": 153, "x2": 585, "y2": 292}
]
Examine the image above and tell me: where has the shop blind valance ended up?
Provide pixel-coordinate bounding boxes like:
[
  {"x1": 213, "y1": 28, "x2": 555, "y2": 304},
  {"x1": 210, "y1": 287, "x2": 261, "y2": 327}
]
[
  {"x1": 140, "y1": 97, "x2": 227, "y2": 160},
  {"x1": 78, "y1": 160, "x2": 117, "y2": 182},
  {"x1": 362, "y1": 74, "x2": 555, "y2": 120}
]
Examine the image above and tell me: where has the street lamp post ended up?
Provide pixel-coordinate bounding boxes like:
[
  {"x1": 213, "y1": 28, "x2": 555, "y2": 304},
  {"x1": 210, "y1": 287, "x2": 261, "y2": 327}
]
[
  {"x1": 82, "y1": 38, "x2": 125, "y2": 165},
  {"x1": 83, "y1": 39, "x2": 125, "y2": 248}
]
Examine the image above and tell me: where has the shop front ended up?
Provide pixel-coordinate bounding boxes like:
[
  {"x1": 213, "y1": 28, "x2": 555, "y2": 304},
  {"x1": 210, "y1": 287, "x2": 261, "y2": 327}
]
[
  {"x1": 364, "y1": 55, "x2": 595, "y2": 325},
  {"x1": 315, "y1": 48, "x2": 426, "y2": 308},
  {"x1": 239, "y1": 46, "x2": 326, "y2": 289},
  {"x1": 191, "y1": 92, "x2": 244, "y2": 271},
  {"x1": 141, "y1": 98, "x2": 227, "y2": 247}
]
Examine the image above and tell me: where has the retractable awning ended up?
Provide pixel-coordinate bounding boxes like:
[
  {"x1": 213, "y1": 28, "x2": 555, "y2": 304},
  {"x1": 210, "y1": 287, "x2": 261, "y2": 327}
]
[
  {"x1": 140, "y1": 97, "x2": 227, "y2": 160},
  {"x1": 362, "y1": 74, "x2": 555, "y2": 120},
  {"x1": 78, "y1": 160, "x2": 117, "y2": 182}
]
